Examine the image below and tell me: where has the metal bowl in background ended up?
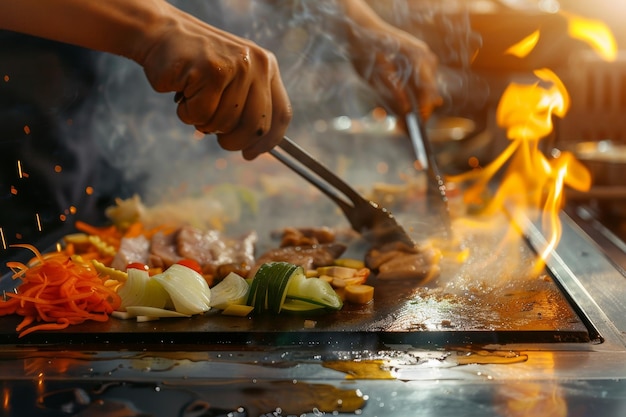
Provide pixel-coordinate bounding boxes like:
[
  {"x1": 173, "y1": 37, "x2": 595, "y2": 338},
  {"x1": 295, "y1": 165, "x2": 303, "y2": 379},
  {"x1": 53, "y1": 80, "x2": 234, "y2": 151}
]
[
  {"x1": 574, "y1": 140, "x2": 626, "y2": 180},
  {"x1": 427, "y1": 116, "x2": 476, "y2": 143},
  {"x1": 569, "y1": 140, "x2": 626, "y2": 218},
  {"x1": 321, "y1": 112, "x2": 493, "y2": 174}
]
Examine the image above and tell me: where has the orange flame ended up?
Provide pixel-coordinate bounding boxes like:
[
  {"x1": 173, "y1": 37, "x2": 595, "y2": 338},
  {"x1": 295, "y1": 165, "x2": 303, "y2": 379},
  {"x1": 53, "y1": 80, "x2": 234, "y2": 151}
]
[
  {"x1": 448, "y1": 69, "x2": 591, "y2": 269},
  {"x1": 446, "y1": 10, "x2": 616, "y2": 271},
  {"x1": 561, "y1": 11, "x2": 617, "y2": 61},
  {"x1": 505, "y1": 30, "x2": 540, "y2": 58}
]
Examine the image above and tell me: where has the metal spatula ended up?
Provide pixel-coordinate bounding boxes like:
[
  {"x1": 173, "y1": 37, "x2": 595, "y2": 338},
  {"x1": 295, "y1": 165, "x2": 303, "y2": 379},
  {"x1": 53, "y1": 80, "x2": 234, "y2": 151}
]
[{"x1": 270, "y1": 136, "x2": 415, "y2": 248}]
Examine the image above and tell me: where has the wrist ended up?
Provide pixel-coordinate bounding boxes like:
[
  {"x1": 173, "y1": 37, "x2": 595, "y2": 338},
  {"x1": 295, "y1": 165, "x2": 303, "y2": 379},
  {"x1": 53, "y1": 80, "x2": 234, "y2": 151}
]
[{"x1": 121, "y1": 0, "x2": 179, "y2": 64}]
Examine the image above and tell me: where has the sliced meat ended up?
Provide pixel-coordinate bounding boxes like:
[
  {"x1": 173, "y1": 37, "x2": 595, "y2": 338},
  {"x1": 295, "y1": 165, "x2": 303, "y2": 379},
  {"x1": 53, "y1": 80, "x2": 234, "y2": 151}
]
[
  {"x1": 110, "y1": 235, "x2": 150, "y2": 271},
  {"x1": 276, "y1": 226, "x2": 336, "y2": 247},
  {"x1": 251, "y1": 243, "x2": 347, "y2": 277},
  {"x1": 366, "y1": 243, "x2": 441, "y2": 281},
  {"x1": 149, "y1": 230, "x2": 182, "y2": 270},
  {"x1": 176, "y1": 225, "x2": 257, "y2": 278}
]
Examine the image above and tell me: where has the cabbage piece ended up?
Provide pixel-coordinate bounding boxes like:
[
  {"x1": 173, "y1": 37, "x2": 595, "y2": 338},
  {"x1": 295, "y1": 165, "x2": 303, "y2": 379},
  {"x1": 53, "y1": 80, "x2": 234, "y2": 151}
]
[
  {"x1": 209, "y1": 272, "x2": 249, "y2": 310},
  {"x1": 152, "y1": 264, "x2": 211, "y2": 315}
]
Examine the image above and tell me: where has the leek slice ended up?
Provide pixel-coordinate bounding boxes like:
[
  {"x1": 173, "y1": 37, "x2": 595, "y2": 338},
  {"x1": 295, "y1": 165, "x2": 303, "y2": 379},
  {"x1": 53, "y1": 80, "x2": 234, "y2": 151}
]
[{"x1": 152, "y1": 264, "x2": 211, "y2": 315}]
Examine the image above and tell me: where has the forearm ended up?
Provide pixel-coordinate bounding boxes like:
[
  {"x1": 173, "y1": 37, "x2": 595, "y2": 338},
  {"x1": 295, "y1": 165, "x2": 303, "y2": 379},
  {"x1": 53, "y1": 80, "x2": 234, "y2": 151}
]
[
  {"x1": 338, "y1": 0, "x2": 390, "y2": 30},
  {"x1": 337, "y1": 0, "x2": 414, "y2": 47},
  {"x1": 0, "y1": 0, "x2": 173, "y2": 62}
]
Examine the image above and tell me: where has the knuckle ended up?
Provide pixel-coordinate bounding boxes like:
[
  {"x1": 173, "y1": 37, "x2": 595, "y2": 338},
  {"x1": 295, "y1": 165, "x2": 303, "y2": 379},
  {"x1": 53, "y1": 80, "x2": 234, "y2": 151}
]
[
  {"x1": 275, "y1": 106, "x2": 293, "y2": 127},
  {"x1": 251, "y1": 47, "x2": 273, "y2": 70}
]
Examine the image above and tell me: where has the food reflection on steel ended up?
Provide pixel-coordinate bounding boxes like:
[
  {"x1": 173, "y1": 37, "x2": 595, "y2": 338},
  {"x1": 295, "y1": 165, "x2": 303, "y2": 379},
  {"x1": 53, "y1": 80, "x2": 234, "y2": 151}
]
[
  {"x1": 453, "y1": 348, "x2": 528, "y2": 365},
  {"x1": 323, "y1": 359, "x2": 395, "y2": 379}
]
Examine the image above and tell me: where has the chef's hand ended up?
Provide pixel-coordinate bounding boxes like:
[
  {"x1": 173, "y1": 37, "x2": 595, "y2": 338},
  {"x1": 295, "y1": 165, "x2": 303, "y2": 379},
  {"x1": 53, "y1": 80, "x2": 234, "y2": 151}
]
[
  {"x1": 339, "y1": 0, "x2": 442, "y2": 119},
  {"x1": 0, "y1": 0, "x2": 292, "y2": 160},
  {"x1": 348, "y1": 28, "x2": 442, "y2": 120},
  {"x1": 138, "y1": 6, "x2": 292, "y2": 160}
]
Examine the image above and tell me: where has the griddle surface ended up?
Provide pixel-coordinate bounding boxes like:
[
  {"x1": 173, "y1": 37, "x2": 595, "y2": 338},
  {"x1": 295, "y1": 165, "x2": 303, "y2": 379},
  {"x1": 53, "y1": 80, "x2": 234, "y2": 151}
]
[
  {"x1": 0, "y1": 215, "x2": 592, "y2": 348},
  {"x1": 0, "y1": 269, "x2": 589, "y2": 347}
]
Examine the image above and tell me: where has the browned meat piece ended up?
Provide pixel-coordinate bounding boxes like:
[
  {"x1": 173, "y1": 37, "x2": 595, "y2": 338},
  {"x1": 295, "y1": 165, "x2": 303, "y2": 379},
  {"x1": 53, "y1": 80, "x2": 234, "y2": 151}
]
[
  {"x1": 176, "y1": 225, "x2": 257, "y2": 278},
  {"x1": 251, "y1": 243, "x2": 347, "y2": 277},
  {"x1": 366, "y1": 242, "x2": 441, "y2": 281},
  {"x1": 277, "y1": 226, "x2": 336, "y2": 247},
  {"x1": 110, "y1": 235, "x2": 150, "y2": 271},
  {"x1": 149, "y1": 230, "x2": 182, "y2": 270}
]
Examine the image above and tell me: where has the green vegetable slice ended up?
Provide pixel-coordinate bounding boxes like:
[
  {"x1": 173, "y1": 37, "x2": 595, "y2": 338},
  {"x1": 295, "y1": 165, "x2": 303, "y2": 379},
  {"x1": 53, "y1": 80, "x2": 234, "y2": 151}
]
[
  {"x1": 281, "y1": 299, "x2": 325, "y2": 312},
  {"x1": 249, "y1": 262, "x2": 298, "y2": 313},
  {"x1": 286, "y1": 272, "x2": 343, "y2": 310},
  {"x1": 248, "y1": 262, "x2": 343, "y2": 314}
]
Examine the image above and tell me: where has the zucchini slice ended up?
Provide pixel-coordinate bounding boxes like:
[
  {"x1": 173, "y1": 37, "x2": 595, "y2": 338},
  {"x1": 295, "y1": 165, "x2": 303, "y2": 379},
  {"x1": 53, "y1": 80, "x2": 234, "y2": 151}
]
[{"x1": 248, "y1": 262, "x2": 342, "y2": 313}]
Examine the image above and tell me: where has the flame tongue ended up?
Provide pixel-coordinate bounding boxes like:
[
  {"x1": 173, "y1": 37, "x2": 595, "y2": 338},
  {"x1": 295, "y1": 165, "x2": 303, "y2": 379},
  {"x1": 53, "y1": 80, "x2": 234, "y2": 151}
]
[
  {"x1": 446, "y1": 7, "x2": 618, "y2": 269},
  {"x1": 448, "y1": 68, "x2": 591, "y2": 267}
]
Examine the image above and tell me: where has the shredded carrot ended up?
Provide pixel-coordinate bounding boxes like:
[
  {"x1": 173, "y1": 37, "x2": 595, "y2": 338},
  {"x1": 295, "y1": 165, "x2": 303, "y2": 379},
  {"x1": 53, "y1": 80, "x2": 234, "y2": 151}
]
[
  {"x1": 0, "y1": 244, "x2": 121, "y2": 338},
  {"x1": 123, "y1": 221, "x2": 144, "y2": 238},
  {"x1": 74, "y1": 221, "x2": 120, "y2": 240},
  {"x1": 64, "y1": 242, "x2": 76, "y2": 256}
]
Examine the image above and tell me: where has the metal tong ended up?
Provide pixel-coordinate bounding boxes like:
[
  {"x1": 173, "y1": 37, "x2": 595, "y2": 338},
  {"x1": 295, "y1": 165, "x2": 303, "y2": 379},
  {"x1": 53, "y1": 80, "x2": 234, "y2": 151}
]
[
  {"x1": 405, "y1": 110, "x2": 451, "y2": 232},
  {"x1": 270, "y1": 137, "x2": 415, "y2": 248}
]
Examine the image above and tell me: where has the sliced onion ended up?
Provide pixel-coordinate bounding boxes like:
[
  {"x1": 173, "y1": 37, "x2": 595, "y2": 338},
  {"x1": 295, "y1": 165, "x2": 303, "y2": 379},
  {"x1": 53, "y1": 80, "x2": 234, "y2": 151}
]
[
  {"x1": 209, "y1": 272, "x2": 249, "y2": 310},
  {"x1": 125, "y1": 306, "x2": 191, "y2": 318},
  {"x1": 152, "y1": 264, "x2": 211, "y2": 315},
  {"x1": 117, "y1": 268, "x2": 169, "y2": 311}
]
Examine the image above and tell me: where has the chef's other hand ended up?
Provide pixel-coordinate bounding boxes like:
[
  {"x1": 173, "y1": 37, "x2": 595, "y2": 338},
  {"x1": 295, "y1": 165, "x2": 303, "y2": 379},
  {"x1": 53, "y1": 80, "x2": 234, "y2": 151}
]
[
  {"x1": 340, "y1": 0, "x2": 442, "y2": 119},
  {"x1": 139, "y1": 5, "x2": 292, "y2": 160}
]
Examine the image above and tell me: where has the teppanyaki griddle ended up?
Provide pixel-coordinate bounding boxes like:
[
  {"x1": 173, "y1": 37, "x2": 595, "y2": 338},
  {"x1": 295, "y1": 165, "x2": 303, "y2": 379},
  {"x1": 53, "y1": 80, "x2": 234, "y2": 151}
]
[{"x1": 0, "y1": 258, "x2": 591, "y2": 348}]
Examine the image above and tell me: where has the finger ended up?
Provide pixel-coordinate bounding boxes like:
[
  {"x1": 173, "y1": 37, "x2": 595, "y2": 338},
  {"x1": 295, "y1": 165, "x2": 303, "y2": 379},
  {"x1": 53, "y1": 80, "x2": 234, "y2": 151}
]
[
  {"x1": 242, "y1": 72, "x2": 292, "y2": 160},
  {"x1": 216, "y1": 81, "x2": 271, "y2": 153},
  {"x1": 176, "y1": 64, "x2": 236, "y2": 126},
  {"x1": 176, "y1": 81, "x2": 222, "y2": 126},
  {"x1": 196, "y1": 77, "x2": 252, "y2": 135}
]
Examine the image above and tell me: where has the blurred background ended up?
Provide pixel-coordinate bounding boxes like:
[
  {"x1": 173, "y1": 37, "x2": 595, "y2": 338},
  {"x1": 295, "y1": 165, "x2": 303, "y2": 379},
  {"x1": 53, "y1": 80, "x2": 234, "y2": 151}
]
[{"x1": 1, "y1": 0, "x2": 624, "y2": 269}]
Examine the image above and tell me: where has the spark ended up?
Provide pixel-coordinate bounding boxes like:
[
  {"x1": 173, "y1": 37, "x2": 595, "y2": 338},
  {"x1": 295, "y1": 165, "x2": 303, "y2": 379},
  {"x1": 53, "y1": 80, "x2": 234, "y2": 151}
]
[
  {"x1": 17, "y1": 160, "x2": 23, "y2": 179},
  {"x1": 2, "y1": 386, "x2": 10, "y2": 413},
  {"x1": 35, "y1": 213, "x2": 42, "y2": 232},
  {"x1": 0, "y1": 228, "x2": 6, "y2": 250}
]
